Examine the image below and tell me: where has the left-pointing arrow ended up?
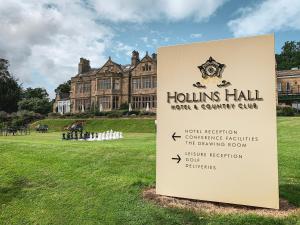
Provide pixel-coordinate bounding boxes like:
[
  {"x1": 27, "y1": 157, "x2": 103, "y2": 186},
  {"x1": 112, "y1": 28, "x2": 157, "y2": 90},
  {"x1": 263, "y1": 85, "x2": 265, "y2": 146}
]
[
  {"x1": 172, "y1": 132, "x2": 181, "y2": 141},
  {"x1": 171, "y1": 154, "x2": 181, "y2": 163}
]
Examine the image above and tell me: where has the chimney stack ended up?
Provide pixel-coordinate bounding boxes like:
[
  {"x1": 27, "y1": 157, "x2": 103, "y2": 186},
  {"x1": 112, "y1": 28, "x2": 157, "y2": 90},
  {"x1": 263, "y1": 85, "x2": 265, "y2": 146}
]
[
  {"x1": 78, "y1": 58, "x2": 91, "y2": 74},
  {"x1": 131, "y1": 50, "x2": 140, "y2": 67},
  {"x1": 152, "y1": 53, "x2": 157, "y2": 61}
]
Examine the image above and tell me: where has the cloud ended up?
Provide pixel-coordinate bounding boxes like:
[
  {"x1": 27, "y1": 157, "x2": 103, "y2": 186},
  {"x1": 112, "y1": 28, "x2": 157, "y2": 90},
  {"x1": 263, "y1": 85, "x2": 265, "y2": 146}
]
[
  {"x1": 91, "y1": 0, "x2": 227, "y2": 23},
  {"x1": 228, "y1": 0, "x2": 300, "y2": 37},
  {"x1": 0, "y1": 0, "x2": 227, "y2": 98},
  {"x1": 111, "y1": 42, "x2": 135, "y2": 59},
  {"x1": 141, "y1": 37, "x2": 149, "y2": 43},
  {"x1": 0, "y1": 0, "x2": 113, "y2": 98},
  {"x1": 190, "y1": 33, "x2": 203, "y2": 38}
]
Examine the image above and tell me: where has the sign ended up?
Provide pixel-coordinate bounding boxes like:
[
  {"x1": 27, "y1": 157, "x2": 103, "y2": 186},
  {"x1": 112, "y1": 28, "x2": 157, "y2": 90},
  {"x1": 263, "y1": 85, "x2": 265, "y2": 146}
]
[{"x1": 156, "y1": 35, "x2": 279, "y2": 209}]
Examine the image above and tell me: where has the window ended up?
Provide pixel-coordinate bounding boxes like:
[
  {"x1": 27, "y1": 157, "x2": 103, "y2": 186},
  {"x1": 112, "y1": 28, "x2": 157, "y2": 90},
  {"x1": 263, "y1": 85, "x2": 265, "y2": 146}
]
[
  {"x1": 152, "y1": 77, "x2": 157, "y2": 88},
  {"x1": 132, "y1": 96, "x2": 141, "y2": 109},
  {"x1": 277, "y1": 82, "x2": 282, "y2": 92},
  {"x1": 99, "y1": 79, "x2": 111, "y2": 89},
  {"x1": 75, "y1": 99, "x2": 90, "y2": 111},
  {"x1": 99, "y1": 96, "x2": 111, "y2": 109},
  {"x1": 76, "y1": 84, "x2": 81, "y2": 93},
  {"x1": 76, "y1": 82, "x2": 91, "y2": 93},
  {"x1": 132, "y1": 95, "x2": 157, "y2": 109},
  {"x1": 112, "y1": 96, "x2": 119, "y2": 109},
  {"x1": 132, "y1": 78, "x2": 141, "y2": 90},
  {"x1": 142, "y1": 64, "x2": 151, "y2": 71},
  {"x1": 286, "y1": 82, "x2": 290, "y2": 92},
  {"x1": 142, "y1": 77, "x2": 151, "y2": 88},
  {"x1": 151, "y1": 95, "x2": 157, "y2": 108},
  {"x1": 83, "y1": 83, "x2": 91, "y2": 93},
  {"x1": 113, "y1": 79, "x2": 120, "y2": 90}
]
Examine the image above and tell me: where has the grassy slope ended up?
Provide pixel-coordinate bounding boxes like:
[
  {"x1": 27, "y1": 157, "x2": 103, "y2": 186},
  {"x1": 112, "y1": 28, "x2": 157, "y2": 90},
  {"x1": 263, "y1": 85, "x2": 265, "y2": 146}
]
[
  {"x1": 31, "y1": 118, "x2": 156, "y2": 133},
  {"x1": 0, "y1": 117, "x2": 299, "y2": 224},
  {"x1": 277, "y1": 117, "x2": 300, "y2": 207}
]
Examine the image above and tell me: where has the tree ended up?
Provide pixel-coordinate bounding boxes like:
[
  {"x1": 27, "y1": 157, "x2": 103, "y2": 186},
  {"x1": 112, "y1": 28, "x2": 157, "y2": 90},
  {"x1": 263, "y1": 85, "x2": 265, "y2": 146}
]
[
  {"x1": 18, "y1": 98, "x2": 52, "y2": 115},
  {"x1": 0, "y1": 59, "x2": 22, "y2": 113},
  {"x1": 22, "y1": 87, "x2": 49, "y2": 99},
  {"x1": 276, "y1": 41, "x2": 300, "y2": 70},
  {"x1": 18, "y1": 87, "x2": 52, "y2": 115},
  {"x1": 55, "y1": 80, "x2": 71, "y2": 95}
]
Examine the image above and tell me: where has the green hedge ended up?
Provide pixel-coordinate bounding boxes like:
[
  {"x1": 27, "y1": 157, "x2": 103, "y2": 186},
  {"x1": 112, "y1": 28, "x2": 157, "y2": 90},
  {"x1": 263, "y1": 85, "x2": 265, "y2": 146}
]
[{"x1": 277, "y1": 105, "x2": 297, "y2": 116}]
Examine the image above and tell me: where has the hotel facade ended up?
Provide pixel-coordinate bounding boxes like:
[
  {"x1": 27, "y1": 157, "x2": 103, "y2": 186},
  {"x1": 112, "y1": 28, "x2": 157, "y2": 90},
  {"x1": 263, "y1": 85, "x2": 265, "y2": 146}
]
[
  {"x1": 53, "y1": 51, "x2": 300, "y2": 113},
  {"x1": 277, "y1": 68, "x2": 300, "y2": 109},
  {"x1": 63, "y1": 51, "x2": 157, "y2": 113}
]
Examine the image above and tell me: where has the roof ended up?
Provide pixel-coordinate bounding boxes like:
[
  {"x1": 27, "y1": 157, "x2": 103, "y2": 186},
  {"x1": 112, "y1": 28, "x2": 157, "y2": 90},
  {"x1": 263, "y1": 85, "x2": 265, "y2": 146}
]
[
  {"x1": 73, "y1": 52, "x2": 156, "y2": 78},
  {"x1": 76, "y1": 68, "x2": 98, "y2": 77},
  {"x1": 98, "y1": 57, "x2": 123, "y2": 73},
  {"x1": 277, "y1": 69, "x2": 300, "y2": 78},
  {"x1": 121, "y1": 64, "x2": 135, "y2": 72}
]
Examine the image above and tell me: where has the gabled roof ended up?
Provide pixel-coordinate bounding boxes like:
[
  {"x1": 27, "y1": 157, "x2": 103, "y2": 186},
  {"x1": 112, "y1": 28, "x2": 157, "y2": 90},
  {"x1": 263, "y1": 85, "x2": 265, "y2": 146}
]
[
  {"x1": 72, "y1": 51, "x2": 157, "y2": 79},
  {"x1": 139, "y1": 52, "x2": 155, "y2": 63},
  {"x1": 98, "y1": 57, "x2": 123, "y2": 73}
]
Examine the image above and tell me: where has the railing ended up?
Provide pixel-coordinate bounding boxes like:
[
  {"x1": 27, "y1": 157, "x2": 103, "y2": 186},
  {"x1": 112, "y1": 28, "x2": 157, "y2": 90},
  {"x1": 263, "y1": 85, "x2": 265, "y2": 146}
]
[{"x1": 278, "y1": 91, "x2": 300, "y2": 102}]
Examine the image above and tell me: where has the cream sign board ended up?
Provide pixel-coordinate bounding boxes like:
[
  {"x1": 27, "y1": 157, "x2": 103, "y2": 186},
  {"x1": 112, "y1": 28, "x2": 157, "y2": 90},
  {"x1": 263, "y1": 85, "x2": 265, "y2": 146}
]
[{"x1": 156, "y1": 35, "x2": 279, "y2": 209}]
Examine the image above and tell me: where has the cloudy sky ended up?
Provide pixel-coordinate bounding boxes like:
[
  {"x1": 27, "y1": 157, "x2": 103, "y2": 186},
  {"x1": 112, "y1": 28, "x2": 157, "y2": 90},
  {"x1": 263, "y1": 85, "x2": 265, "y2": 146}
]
[{"x1": 1, "y1": 0, "x2": 300, "y2": 98}]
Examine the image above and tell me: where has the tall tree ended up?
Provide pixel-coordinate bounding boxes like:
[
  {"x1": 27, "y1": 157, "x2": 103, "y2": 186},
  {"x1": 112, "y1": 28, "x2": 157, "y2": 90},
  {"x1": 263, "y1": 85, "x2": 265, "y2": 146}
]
[
  {"x1": 0, "y1": 59, "x2": 22, "y2": 113},
  {"x1": 22, "y1": 87, "x2": 49, "y2": 99},
  {"x1": 55, "y1": 80, "x2": 71, "y2": 95},
  {"x1": 18, "y1": 98, "x2": 52, "y2": 115},
  {"x1": 276, "y1": 41, "x2": 300, "y2": 70},
  {"x1": 19, "y1": 88, "x2": 52, "y2": 115}
]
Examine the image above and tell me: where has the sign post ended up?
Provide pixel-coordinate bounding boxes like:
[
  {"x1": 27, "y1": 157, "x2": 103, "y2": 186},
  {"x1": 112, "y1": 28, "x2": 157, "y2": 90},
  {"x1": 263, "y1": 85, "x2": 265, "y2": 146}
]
[{"x1": 156, "y1": 35, "x2": 279, "y2": 209}]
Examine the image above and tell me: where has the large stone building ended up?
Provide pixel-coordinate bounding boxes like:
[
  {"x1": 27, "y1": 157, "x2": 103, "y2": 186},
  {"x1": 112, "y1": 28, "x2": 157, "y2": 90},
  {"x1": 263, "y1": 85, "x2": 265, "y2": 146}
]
[
  {"x1": 68, "y1": 51, "x2": 157, "y2": 113},
  {"x1": 277, "y1": 68, "x2": 300, "y2": 109},
  {"x1": 54, "y1": 51, "x2": 300, "y2": 113}
]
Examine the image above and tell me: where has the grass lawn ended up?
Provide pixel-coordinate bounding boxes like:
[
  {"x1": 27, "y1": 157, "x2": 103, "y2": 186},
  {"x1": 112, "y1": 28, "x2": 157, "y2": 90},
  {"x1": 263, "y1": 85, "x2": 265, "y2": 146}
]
[
  {"x1": 30, "y1": 118, "x2": 156, "y2": 133},
  {"x1": 0, "y1": 117, "x2": 299, "y2": 224}
]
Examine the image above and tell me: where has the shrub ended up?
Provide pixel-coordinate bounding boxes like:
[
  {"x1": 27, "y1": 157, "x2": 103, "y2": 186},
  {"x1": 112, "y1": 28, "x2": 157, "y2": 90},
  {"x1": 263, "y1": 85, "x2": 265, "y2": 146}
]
[
  {"x1": 63, "y1": 112, "x2": 73, "y2": 117},
  {"x1": 17, "y1": 110, "x2": 44, "y2": 124},
  {"x1": 73, "y1": 112, "x2": 92, "y2": 118},
  {"x1": 106, "y1": 111, "x2": 122, "y2": 118},
  {"x1": 11, "y1": 118, "x2": 25, "y2": 127},
  {"x1": 140, "y1": 111, "x2": 156, "y2": 116},
  {"x1": 127, "y1": 110, "x2": 140, "y2": 116},
  {"x1": 277, "y1": 105, "x2": 296, "y2": 116},
  {"x1": 5, "y1": 110, "x2": 44, "y2": 127},
  {"x1": 95, "y1": 111, "x2": 108, "y2": 117},
  {"x1": 48, "y1": 112, "x2": 60, "y2": 118}
]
